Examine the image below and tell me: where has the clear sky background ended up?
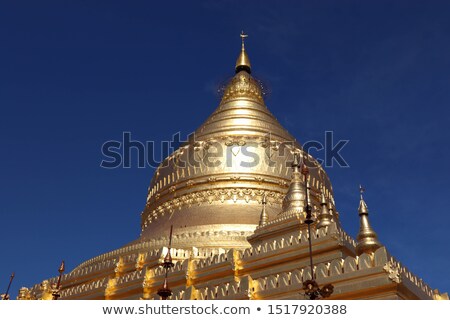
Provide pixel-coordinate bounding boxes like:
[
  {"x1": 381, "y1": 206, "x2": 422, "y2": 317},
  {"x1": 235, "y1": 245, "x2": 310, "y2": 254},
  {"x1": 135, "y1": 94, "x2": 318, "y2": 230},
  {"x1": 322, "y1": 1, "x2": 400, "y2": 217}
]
[{"x1": 1, "y1": 1, "x2": 449, "y2": 298}]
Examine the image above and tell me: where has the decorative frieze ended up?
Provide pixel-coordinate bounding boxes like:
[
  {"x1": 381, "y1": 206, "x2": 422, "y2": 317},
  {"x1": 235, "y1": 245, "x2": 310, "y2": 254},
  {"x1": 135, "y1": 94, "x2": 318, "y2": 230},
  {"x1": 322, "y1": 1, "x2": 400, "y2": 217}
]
[{"x1": 23, "y1": 230, "x2": 439, "y2": 300}]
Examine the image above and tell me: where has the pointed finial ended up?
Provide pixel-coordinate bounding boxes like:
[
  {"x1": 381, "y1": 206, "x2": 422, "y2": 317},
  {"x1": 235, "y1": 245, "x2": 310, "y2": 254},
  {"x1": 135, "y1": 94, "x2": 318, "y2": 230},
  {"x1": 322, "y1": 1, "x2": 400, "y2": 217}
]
[
  {"x1": 240, "y1": 30, "x2": 248, "y2": 50},
  {"x1": 235, "y1": 31, "x2": 251, "y2": 74},
  {"x1": 358, "y1": 185, "x2": 369, "y2": 214},
  {"x1": 355, "y1": 186, "x2": 382, "y2": 255},
  {"x1": 317, "y1": 190, "x2": 333, "y2": 229},
  {"x1": 292, "y1": 152, "x2": 301, "y2": 172},
  {"x1": 259, "y1": 193, "x2": 269, "y2": 227},
  {"x1": 359, "y1": 184, "x2": 365, "y2": 199},
  {"x1": 58, "y1": 261, "x2": 65, "y2": 274}
]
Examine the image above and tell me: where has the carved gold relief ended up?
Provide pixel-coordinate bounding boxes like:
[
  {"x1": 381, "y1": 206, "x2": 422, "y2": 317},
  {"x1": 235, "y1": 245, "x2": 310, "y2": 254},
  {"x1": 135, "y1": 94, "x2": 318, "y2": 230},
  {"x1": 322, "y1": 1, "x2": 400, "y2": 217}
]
[
  {"x1": 383, "y1": 261, "x2": 401, "y2": 284},
  {"x1": 135, "y1": 253, "x2": 145, "y2": 271}
]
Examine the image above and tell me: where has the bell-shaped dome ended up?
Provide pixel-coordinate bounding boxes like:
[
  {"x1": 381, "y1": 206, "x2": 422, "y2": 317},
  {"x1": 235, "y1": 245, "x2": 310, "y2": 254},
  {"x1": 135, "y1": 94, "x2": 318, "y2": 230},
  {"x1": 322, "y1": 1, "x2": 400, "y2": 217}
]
[
  {"x1": 195, "y1": 70, "x2": 296, "y2": 142},
  {"x1": 139, "y1": 41, "x2": 334, "y2": 249}
]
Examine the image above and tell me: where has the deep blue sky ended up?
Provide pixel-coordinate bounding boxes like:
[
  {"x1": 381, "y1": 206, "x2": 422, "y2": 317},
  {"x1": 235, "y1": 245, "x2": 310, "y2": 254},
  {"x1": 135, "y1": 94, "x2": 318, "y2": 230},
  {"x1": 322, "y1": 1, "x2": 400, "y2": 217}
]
[{"x1": 1, "y1": 1, "x2": 449, "y2": 298}]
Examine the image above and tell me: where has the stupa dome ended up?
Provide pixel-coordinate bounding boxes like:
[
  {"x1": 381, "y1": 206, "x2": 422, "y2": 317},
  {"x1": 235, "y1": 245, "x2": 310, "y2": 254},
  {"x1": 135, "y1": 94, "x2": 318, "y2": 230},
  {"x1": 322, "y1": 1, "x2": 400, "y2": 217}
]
[{"x1": 139, "y1": 43, "x2": 334, "y2": 248}]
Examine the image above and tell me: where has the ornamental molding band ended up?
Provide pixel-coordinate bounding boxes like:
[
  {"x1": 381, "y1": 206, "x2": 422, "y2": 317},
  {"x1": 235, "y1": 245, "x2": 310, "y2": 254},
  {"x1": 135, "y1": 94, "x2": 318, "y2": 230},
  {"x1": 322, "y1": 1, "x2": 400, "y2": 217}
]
[
  {"x1": 25, "y1": 237, "x2": 440, "y2": 300},
  {"x1": 18, "y1": 35, "x2": 447, "y2": 301},
  {"x1": 220, "y1": 71, "x2": 264, "y2": 104},
  {"x1": 23, "y1": 221, "x2": 444, "y2": 300}
]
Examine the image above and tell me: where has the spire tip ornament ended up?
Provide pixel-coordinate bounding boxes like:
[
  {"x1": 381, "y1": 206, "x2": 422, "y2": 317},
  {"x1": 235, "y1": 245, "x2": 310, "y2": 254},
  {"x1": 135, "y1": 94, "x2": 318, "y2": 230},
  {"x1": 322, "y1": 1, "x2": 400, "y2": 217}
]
[
  {"x1": 235, "y1": 31, "x2": 251, "y2": 74},
  {"x1": 240, "y1": 30, "x2": 248, "y2": 50},
  {"x1": 58, "y1": 261, "x2": 65, "y2": 274},
  {"x1": 258, "y1": 193, "x2": 269, "y2": 227},
  {"x1": 356, "y1": 186, "x2": 382, "y2": 255},
  {"x1": 317, "y1": 190, "x2": 333, "y2": 229},
  {"x1": 358, "y1": 185, "x2": 369, "y2": 214}
]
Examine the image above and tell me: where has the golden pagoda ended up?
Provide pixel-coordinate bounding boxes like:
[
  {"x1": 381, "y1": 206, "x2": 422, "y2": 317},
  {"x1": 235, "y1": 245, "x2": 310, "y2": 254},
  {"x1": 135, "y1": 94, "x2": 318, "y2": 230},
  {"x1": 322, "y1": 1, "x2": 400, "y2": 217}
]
[{"x1": 18, "y1": 34, "x2": 448, "y2": 300}]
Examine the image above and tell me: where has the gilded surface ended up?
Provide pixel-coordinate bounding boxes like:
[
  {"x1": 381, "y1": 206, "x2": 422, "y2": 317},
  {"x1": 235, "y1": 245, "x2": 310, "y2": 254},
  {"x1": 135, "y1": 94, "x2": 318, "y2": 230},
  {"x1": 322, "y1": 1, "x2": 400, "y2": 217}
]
[
  {"x1": 356, "y1": 192, "x2": 382, "y2": 255},
  {"x1": 141, "y1": 54, "x2": 333, "y2": 245},
  {"x1": 20, "y1": 36, "x2": 447, "y2": 301}
]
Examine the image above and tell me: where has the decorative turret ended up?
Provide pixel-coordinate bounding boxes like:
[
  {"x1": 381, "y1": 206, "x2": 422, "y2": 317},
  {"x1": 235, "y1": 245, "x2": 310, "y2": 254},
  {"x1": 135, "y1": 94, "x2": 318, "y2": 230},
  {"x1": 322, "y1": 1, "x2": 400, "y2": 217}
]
[
  {"x1": 356, "y1": 186, "x2": 382, "y2": 255},
  {"x1": 316, "y1": 191, "x2": 333, "y2": 229},
  {"x1": 279, "y1": 153, "x2": 306, "y2": 216},
  {"x1": 235, "y1": 31, "x2": 251, "y2": 74},
  {"x1": 258, "y1": 193, "x2": 269, "y2": 227}
]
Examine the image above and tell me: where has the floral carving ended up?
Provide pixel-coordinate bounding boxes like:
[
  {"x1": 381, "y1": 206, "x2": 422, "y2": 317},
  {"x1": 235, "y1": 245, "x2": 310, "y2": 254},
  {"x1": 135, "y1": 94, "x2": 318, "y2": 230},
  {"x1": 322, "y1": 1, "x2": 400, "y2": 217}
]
[{"x1": 383, "y1": 262, "x2": 401, "y2": 283}]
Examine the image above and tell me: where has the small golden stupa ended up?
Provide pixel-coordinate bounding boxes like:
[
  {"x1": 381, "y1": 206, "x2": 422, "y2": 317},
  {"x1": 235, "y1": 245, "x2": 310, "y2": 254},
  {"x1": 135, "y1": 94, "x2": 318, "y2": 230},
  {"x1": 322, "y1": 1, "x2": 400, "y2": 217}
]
[{"x1": 19, "y1": 34, "x2": 448, "y2": 300}]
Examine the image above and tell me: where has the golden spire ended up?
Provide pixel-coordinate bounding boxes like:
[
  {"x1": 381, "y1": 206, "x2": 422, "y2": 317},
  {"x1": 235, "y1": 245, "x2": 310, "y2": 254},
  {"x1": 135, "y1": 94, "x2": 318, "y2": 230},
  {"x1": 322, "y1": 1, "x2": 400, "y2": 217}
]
[
  {"x1": 235, "y1": 31, "x2": 251, "y2": 74},
  {"x1": 317, "y1": 190, "x2": 333, "y2": 229},
  {"x1": 279, "y1": 152, "x2": 306, "y2": 216},
  {"x1": 258, "y1": 193, "x2": 269, "y2": 227},
  {"x1": 240, "y1": 30, "x2": 247, "y2": 50},
  {"x1": 196, "y1": 32, "x2": 298, "y2": 142},
  {"x1": 356, "y1": 186, "x2": 382, "y2": 255},
  {"x1": 358, "y1": 185, "x2": 369, "y2": 214}
]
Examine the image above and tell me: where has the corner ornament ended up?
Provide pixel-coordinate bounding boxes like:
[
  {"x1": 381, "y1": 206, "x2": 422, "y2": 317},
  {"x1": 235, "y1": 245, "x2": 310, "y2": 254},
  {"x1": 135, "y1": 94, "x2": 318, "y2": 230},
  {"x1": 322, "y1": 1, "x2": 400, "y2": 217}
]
[{"x1": 383, "y1": 261, "x2": 401, "y2": 284}]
